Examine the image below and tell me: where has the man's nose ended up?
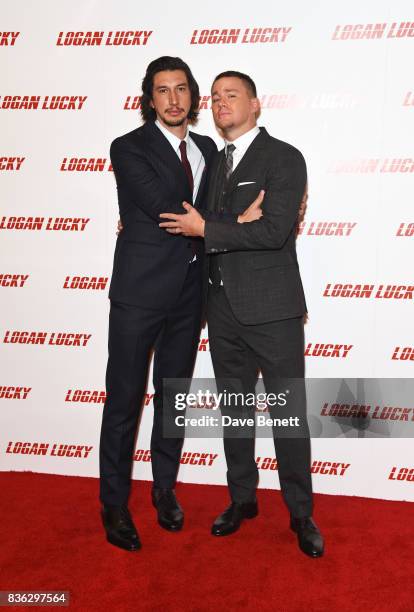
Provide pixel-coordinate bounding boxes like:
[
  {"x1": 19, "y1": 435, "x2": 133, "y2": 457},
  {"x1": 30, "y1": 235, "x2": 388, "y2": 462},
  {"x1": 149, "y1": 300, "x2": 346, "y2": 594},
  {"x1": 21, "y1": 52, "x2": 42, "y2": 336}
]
[{"x1": 169, "y1": 90, "x2": 178, "y2": 105}]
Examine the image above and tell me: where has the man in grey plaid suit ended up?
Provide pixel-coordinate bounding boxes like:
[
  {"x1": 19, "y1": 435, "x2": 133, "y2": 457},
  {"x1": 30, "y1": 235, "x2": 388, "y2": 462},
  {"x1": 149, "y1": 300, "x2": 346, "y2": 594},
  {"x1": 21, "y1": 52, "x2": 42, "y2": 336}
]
[{"x1": 160, "y1": 70, "x2": 324, "y2": 558}]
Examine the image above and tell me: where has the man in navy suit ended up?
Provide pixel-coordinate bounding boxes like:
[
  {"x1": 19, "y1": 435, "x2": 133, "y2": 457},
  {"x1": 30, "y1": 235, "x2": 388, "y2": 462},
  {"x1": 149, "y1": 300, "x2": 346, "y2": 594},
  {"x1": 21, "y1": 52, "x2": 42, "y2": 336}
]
[
  {"x1": 100, "y1": 58, "x2": 262, "y2": 552},
  {"x1": 99, "y1": 56, "x2": 216, "y2": 551}
]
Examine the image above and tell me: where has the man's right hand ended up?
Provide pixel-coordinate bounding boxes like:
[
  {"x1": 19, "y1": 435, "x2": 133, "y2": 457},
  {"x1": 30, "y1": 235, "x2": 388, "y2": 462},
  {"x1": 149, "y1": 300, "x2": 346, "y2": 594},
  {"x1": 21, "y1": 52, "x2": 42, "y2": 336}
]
[
  {"x1": 237, "y1": 190, "x2": 265, "y2": 224},
  {"x1": 117, "y1": 183, "x2": 306, "y2": 232}
]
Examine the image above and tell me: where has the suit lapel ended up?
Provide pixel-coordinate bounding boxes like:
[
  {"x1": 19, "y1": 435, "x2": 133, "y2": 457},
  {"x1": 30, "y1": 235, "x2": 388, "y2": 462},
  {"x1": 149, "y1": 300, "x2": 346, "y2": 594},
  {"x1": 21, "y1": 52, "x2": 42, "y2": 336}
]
[
  {"x1": 190, "y1": 131, "x2": 210, "y2": 208},
  {"x1": 226, "y1": 128, "x2": 267, "y2": 194},
  {"x1": 143, "y1": 121, "x2": 192, "y2": 202},
  {"x1": 194, "y1": 166, "x2": 207, "y2": 208},
  {"x1": 207, "y1": 150, "x2": 225, "y2": 211}
]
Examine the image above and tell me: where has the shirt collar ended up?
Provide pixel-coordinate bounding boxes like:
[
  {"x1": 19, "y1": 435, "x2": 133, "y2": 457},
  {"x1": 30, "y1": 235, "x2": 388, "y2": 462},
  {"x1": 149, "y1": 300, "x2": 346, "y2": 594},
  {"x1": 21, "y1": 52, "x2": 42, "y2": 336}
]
[
  {"x1": 225, "y1": 125, "x2": 260, "y2": 154},
  {"x1": 155, "y1": 119, "x2": 189, "y2": 152}
]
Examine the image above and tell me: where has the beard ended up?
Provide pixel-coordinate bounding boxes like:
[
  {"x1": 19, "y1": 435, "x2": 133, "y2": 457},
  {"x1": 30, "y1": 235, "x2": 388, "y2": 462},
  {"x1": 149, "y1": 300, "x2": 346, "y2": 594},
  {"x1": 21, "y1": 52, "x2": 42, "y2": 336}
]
[
  {"x1": 163, "y1": 116, "x2": 187, "y2": 127},
  {"x1": 161, "y1": 106, "x2": 189, "y2": 127}
]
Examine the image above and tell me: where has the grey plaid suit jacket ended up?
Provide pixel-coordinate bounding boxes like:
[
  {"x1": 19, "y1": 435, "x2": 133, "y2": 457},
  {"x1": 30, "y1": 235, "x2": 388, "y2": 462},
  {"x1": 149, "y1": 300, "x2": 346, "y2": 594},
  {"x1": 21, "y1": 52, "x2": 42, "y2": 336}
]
[{"x1": 204, "y1": 127, "x2": 307, "y2": 325}]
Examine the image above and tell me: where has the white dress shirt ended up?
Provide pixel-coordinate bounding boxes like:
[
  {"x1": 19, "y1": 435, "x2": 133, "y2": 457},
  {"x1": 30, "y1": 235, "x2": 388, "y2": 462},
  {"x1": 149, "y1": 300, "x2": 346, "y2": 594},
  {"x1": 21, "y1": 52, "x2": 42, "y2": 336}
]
[
  {"x1": 224, "y1": 125, "x2": 260, "y2": 171},
  {"x1": 155, "y1": 119, "x2": 205, "y2": 201}
]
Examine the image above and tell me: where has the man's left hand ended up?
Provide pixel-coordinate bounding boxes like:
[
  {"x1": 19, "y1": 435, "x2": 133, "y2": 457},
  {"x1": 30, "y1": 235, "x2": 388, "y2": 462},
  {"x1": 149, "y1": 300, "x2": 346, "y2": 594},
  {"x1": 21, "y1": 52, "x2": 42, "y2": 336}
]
[{"x1": 159, "y1": 202, "x2": 205, "y2": 237}]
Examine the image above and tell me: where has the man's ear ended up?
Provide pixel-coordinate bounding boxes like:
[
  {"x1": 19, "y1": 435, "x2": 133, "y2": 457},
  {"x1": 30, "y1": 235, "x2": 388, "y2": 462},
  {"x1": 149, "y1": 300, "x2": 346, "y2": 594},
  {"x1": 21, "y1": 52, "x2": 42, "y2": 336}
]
[
  {"x1": 251, "y1": 97, "x2": 261, "y2": 120},
  {"x1": 150, "y1": 98, "x2": 154, "y2": 109}
]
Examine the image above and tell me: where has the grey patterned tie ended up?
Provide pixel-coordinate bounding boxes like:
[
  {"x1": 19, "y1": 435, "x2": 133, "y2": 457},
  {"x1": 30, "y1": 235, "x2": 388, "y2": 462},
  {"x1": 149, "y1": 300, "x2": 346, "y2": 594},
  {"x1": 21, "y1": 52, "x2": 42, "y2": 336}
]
[{"x1": 224, "y1": 143, "x2": 236, "y2": 182}]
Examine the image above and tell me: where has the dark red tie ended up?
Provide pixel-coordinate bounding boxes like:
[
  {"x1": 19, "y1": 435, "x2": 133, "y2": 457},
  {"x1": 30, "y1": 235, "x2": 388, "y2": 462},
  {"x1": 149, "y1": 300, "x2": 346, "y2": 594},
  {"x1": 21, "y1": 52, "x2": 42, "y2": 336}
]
[{"x1": 179, "y1": 140, "x2": 194, "y2": 195}]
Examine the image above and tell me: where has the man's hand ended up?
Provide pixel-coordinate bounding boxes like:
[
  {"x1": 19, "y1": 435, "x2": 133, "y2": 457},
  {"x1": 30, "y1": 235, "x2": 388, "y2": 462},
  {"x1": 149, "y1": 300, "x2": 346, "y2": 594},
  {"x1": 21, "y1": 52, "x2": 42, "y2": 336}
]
[
  {"x1": 159, "y1": 202, "x2": 205, "y2": 237},
  {"x1": 122, "y1": 185, "x2": 304, "y2": 235},
  {"x1": 237, "y1": 190, "x2": 265, "y2": 223}
]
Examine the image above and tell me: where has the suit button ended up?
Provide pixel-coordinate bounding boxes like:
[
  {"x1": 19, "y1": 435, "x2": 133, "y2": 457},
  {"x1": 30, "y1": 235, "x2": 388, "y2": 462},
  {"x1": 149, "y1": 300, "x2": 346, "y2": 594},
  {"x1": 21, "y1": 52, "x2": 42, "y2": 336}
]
[{"x1": 187, "y1": 242, "x2": 192, "y2": 248}]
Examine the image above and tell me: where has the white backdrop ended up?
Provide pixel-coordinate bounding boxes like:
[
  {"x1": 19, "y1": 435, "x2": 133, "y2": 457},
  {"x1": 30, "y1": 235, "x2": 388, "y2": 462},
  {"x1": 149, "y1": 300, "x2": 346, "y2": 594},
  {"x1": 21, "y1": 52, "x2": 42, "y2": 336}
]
[{"x1": 1, "y1": 0, "x2": 413, "y2": 501}]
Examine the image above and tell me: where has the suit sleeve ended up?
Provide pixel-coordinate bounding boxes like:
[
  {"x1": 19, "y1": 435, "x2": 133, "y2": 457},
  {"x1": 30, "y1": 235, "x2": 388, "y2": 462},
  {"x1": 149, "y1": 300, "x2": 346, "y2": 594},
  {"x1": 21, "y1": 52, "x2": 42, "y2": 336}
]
[
  {"x1": 110, "y1": 137, "x2": 187, "y2": 222},
  {"x1": 202, "y1": 210, "x2": 238, "y2": 223},
  {"x1": 204, "y1": 148, "x2": 306, "y2": 252}
]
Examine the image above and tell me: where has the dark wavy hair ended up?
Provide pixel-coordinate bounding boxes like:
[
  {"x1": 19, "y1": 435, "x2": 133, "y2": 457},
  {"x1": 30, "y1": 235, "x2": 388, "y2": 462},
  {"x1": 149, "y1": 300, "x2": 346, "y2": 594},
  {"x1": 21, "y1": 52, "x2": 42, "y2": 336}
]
[
  {"x1": 140, "y1": 56, "x2": 200, "y2": 124},
  {"x1": 212, "y1": 70, "x2": 257, "y2": 97}
]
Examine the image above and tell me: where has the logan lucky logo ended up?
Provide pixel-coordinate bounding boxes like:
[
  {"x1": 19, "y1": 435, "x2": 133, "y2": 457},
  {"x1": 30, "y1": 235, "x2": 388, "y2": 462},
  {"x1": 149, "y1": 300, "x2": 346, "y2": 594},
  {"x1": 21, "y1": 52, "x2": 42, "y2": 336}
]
[
  {"x1": 256, "y1": 457, "x2": 350, "y2": 475},
  {"x1": 388, "y1": 466, "x2": 414, "y2": 481},
  {"x1": 124, "y1": 92, "x2": 356, "y2": 112},
  {"x1": 329, "y1": 158, "x2": 414, "y2": 173},
  {"x1": 297, "y1": 222, "x2": 356, "y2": 236},
  {"x1": 0, "y1": 386, "x2": 31, "y2": 400},
  {"x1": 124, "y1": 96, "x2": 142, "y2": 110},
  {"x1": 255, "y1": 92, "x2": 358, "y2": 110},
  {"x1": 321, "y1": 403, "x2": 414, "y2": 421},
  {"x1": 332, "y1": 22, "x2": 414, "y2": 40},
  {"x1": 0, "y1": 274, "x2": 29, "y2": 287},
  {"x1": 198, "y1": 339, "x2": 209, "y2": 351},
  {"x1": 323, "y1": 284, "x2": 414, "y2": 299},
  {"x1": 56, "y1": 31, "x2": 152, "y2": 46},
  {"x1": 65, "y1": 389, "x2": 106, "y2": 403},
  {"x1": 305, "y1": 344, "x2": 353, "y2": 358},
  {"x1": 0, "y1": 157, "x2": 25, "y2": 170},
  {"x1": 0, "y1": 217, "x2": 89, "y2": 231},
  {"x1": 403, "y1": 92, "x2": 414, "y2": 107},
  {"x1": 0, "y1": 96, "x2": 87, "y2": 110},
  {"x1": 5, "y1": 441, "x2": 93, "y2": 458},
  {"x1": 3, "y1": 331, "x2": 92, "y2": 347},
  {"x1": 66, "y1": 390, "x2": 155, "y2": 406},
  {"x1": 396, "y1": 223, "x2": 414, "y2": 236},
  {"x1": 199, "y1": 93, "x2": 358, "y2": 110},
  {"x1": 133, "y1": 449, "x2": 218, "y2": 466},
  {"x1": 63, "y1": 276, "x2": 108, "y2": 290},
  {"x1": 190, "y1": 27, "x2": 292, "y2": 45},
  {"x1": 0, "y1": 32, "x2": 20, "y2": 46},
  {"x1": 60, "y1": 158, "x2": 112, "y2": 171},
  {"x1": 392, "y1": 347, "x2": 414, "y2": 361}
]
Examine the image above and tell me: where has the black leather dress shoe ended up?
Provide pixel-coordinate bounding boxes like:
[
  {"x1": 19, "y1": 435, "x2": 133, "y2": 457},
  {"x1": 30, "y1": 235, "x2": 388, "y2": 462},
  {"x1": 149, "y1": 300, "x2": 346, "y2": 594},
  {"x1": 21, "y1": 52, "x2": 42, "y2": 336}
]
[
  {"x1": 290, "y1": 517, "x2": 324, "y2": 558},
  {"x1": 211, "y1": 501, "x2": 258, "y2": 536},
  {"x1": 151, "y1": 488, "x2": 184, "y2": 531},
  {"x1": 101, "y1": 505, "x2": 141, "y2": 551}
]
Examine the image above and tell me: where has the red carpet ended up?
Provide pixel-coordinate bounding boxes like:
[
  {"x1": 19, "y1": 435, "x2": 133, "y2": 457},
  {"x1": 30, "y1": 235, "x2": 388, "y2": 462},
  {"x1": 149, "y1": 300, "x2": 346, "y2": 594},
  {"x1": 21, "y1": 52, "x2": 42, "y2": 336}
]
[{"x1": 0, "y1": 472, "x2": 412, "y2": 612}]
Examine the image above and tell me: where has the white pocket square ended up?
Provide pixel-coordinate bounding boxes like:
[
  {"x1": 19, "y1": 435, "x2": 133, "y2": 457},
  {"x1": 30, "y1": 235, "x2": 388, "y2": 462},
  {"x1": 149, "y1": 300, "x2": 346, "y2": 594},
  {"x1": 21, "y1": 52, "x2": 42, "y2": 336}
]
[{"x1": 237, "y1": 181, "x2": 256, "y2": 186}]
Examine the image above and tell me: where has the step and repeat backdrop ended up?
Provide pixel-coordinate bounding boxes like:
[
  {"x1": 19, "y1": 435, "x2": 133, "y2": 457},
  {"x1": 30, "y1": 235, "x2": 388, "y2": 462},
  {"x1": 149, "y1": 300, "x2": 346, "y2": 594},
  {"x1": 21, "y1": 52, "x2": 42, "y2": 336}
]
[{"x1": 1, "y1": 0, "x2": 413, "y2": 501}]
